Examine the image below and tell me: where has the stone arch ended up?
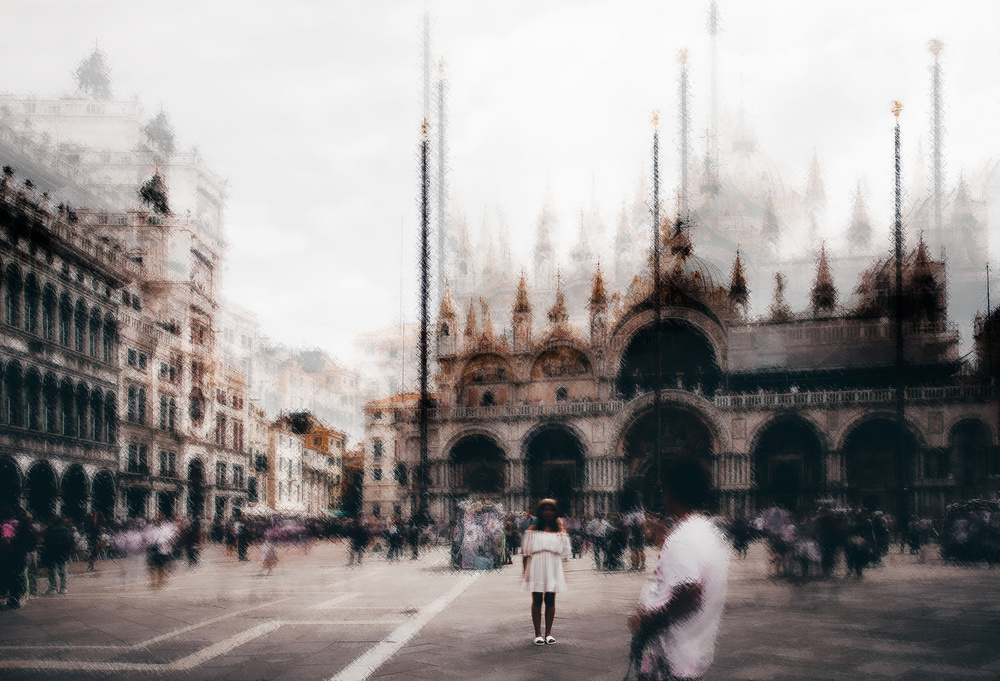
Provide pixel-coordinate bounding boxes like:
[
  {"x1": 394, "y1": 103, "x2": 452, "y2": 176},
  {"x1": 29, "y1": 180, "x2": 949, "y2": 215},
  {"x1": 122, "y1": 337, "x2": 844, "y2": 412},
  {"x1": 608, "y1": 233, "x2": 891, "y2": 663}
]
[
  {"x1": 60, "y1": 464, "x2": 90, "y2": 521},
  {"x1": 616, "y1": 400, "x2": 717, "y2": 512},
  {"x1": 447, "y1": 432, "x2": 507, "y2": 495},
  {"x1": 102, "y1": 313, "x2": 117, "y2": 362},
  {"x1": 530, "y1": 342, "x2": 594, "y2": 379},
  {"x1": 25, "y1": 459, "x2": 58, "y2": 520},
  {"x1": 104, "y1": 393, "x2": 117, "y2": 444},
  {"x1": 613, "y1": 313, "x2": 723, "y2": 397},
  {"x1": 41, "y1": 373, "x2": 58, "y2": 433},
  {"x1": 521, "y1": 423, "x2": 587, "y2": 515},
  {"x1": 88, "y1": 306, "x2": 102, "y2": 358},
  {"x1": 91, "y1": 470, "x2": 116, "y2": 520},
  {"x1": 750, "y1": 414, "x2": 826, "y2": 512},
  {"x1": 59, "y1": 377, "x2": 74, "y2": 436},
  {"x1": 609, "y1": 307, "x2": 728, "y2": 377},
  {"x1": 458, "y1": 354, "x2": 514, "y2": 407},
  {"x1": 841, "y1": 414, "x2": 920, "y2": 512},
  {"x1": 187, "y1": 458, "x2": 206, "y2": 517},
  {"x1": 611, "y1": 390, "x2": 732, "y2": 454},
  {"x1": 90, "y1": 387, "x2": 104, "y2": 442},
  {"x1": 75, "y1": 381, "x2": 90, "y2": 439},
  {"x1": 0, "y1": 455, "x2": 22, "y2": 510}
]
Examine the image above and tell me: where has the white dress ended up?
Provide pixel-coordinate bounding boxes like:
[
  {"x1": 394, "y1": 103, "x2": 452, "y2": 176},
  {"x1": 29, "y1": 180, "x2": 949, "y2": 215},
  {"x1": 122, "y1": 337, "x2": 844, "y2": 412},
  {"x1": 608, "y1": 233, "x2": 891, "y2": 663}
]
[{"x1": 522, "y1": 529, "x2": 571, "y2": 593}]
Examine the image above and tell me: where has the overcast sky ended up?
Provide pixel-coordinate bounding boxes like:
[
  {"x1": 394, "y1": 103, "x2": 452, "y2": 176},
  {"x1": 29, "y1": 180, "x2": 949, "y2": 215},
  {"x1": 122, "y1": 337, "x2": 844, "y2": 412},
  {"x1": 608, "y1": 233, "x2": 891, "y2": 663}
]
[{"x1": 3, "y1": 1, "x2": 999, "y2": 365}]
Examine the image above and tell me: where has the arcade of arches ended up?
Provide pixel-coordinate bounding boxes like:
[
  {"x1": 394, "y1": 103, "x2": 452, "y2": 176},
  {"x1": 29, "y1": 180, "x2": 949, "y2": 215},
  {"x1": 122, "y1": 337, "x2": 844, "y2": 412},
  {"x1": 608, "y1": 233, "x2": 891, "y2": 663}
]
[
  {"x1": 0, "y1": 455, "x2": 117, "y2": 521},
  {"x1": 616, "y1": 320, "x2": 721, "y2": 397}
]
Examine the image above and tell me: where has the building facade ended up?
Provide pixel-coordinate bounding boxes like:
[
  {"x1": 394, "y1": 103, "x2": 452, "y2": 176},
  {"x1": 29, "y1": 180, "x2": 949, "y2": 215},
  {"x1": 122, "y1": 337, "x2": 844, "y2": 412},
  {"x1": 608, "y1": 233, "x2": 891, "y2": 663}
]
[{"x1": 366, "y1": 233, "x2": 1000, "y2": 522}]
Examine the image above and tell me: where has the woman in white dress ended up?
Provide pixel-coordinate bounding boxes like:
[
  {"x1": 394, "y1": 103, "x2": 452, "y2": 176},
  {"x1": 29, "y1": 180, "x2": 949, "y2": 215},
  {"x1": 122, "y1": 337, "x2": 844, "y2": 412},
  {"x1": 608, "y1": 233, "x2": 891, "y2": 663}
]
[{"x1": 522, "y1": 498, "x2": 571, "y2": 645}]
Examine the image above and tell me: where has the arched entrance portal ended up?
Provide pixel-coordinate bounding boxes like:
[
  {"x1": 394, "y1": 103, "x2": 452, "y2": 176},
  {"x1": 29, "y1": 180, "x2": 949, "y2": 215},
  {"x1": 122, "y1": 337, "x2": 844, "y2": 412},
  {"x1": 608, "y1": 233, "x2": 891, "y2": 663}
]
[
  {"x1": 753, "y1": 418, "x2": 823, "y2": 512},
  {"x1": 449, "y1": 435, "x2": 505, "y2": 496},
  {"x1": 25, "y1": 460, "x2": 58, "y2": 520},
  {"x1": 616, "y1": 320, "x2": 721, "y2": 397},
  {"x1": 92, "y1": 471, "x2": 116, "y2": 520},
  {"x1": 187, "y1": 459, "x2": 206, "y2": 518},
  {"x1": 621, "y1": 406, "x2": 713, "y2": 513},
  {"x1": 525, "y1": 427, "x2": 585, "y2": 515},
  {"x1": 0, "y1": 456, "x2": 21, "y2": 510},
  {"x1": 844, "y1": 418, "x2": 916, "y2": 512},
  {"x1": 60, "y1": 464, "x2": 90, "y2": 521}
]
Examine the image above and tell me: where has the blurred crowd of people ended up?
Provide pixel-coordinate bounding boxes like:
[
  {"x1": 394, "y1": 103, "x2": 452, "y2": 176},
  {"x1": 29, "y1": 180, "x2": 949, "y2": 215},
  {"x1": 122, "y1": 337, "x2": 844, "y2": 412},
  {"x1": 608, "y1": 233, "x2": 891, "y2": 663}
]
[{"x1": 4, "y1": 497, "x2": 998, "y2": 608}]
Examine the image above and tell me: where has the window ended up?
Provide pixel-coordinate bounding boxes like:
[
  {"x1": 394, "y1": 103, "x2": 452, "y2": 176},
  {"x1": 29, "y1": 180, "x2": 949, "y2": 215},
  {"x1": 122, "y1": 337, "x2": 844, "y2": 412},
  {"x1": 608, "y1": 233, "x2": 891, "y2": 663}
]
[
  {"x1": 127, "y1": 349, "x2": 137, "y2": 367},
  {"x1": 128, "y1": 444, "x2": 148, "y2": 474},
  {"x1": 372, "y1": 468, "x2": 382, "y2": 481},
  {"x1": 372, "y1": 439, "x2": 383, "y2": 459},
  {"x1": 138, "y1": 353, "x2": 147, "y2": 370},
  {"x1": 248, "y1": 477, "x2": 259, "y2": 503},
  {"x1": 372, "y1": 504, "x2": 381, "y2": 517},
  {"x1": 215, "y1": 415, "x2": 227, "y2": 447},
  {"x1": 159, "y1": 450, "x2": 176, "y2": 477},
  {"x1": 137, "y1": 388, "x2": 146, "y2": 425},
  {"x1": 481, "y1": 391, "x2": 496, "y2": 407},
  {"x1": 233, "y1": 420, "x2": 244, "y2": 451},
  {"x1": 556, "y1": 386, "x2": 568, "y2": 403},
  {"x1": 233, "y1": 465, "x2": 244, "y2": 489},
  {"x1": 127, "y1": 385, "x2": 137, "y2": 422},
  {"x1": 41, "y1": 288, "x2": 55, "y2": 341},
  {"x1": 216, "y1": 462, "x2": 227, "y2": 486},
  {"x1": 216, "y1": 389, "x2": 226, "y2": 405}
]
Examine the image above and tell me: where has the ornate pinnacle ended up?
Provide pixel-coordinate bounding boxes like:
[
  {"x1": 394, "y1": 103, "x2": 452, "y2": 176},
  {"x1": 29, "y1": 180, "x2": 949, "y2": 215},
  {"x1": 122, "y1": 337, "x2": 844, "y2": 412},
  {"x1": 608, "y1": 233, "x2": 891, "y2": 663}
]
[
  {"x1": 891, "y1": 101, "x2": 903, "y2": 119},
  {"x1": 928, "y1": 39, "x2": 943, "y2": 59},
  {"x1": 678, "y1": 49, "x2": 688, "y2": 66},
  {"x1": 652, "y1": 110, "x2": 659, "y2": 128},
  {"x1": 421, "y1": 118, "x2": 430, "y2": 135}
]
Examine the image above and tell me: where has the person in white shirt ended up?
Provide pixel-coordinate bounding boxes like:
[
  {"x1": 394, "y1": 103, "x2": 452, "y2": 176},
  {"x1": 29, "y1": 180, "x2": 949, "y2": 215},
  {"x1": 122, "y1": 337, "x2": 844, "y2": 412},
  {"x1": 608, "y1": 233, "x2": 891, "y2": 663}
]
[
  {"x1": 627, "y1": 457, "x2": 731, "y2": 680},
  {"x1": 522, "y1": 499, "x2": 571, "y2": 646}
]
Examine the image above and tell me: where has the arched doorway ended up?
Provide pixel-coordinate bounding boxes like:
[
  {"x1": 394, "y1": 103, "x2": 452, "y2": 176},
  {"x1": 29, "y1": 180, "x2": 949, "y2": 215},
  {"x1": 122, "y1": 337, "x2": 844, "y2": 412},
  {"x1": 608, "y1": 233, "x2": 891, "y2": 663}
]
[
  {"x1": 753, "y1": 418, "x2": 824, "y2": 512},
  {"x1": 25, "y1": 460, "x2": 58, "y2": 520},
  {"x1": 92, "y1": 470, "x2": 116, "y2": 520},
  {"x1": 60, "y1": 464, "x2": 90, "y2": 521},
  {"x1": 616, "y1": 320, "x2": 721, "y2": 398},
  {"x1": 843, "y1": 417, "x2": 916, "y2": 512},
  {"x1": 186, "y1": 459, "x2": 205, "y2": 518},
  {"x1": 621, "y1": 406, "x2": 714, "y2": 513},
  {"x1": 525, "y1": 426, "x2": 585, "y2": 515},
  {"x1": 950, "y1": 419, "x2": 991, "y2": 496},
  {"x1": 449, "y1": 434, "x2": 505, "y2": 496},
  {"x1": 0, "y1": 455, "x2": 22, "y2": 510}
]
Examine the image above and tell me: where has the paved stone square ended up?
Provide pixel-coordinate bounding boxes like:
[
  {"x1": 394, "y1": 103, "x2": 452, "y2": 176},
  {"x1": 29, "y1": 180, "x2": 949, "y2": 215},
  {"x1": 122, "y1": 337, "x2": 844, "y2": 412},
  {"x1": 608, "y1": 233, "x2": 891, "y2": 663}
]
[{"x1": 1, "y1": 540, "x2": 998, "y2": 680}]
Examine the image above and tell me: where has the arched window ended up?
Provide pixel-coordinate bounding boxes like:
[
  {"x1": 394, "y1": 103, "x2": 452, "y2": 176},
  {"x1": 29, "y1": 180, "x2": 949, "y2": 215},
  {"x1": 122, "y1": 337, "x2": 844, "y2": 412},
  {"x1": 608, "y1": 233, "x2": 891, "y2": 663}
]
[
  {"x1": 104, "y1": 394, "x2": 117, "y2": 444},
  {"x1": 102, "y1": 314, "x2": 116, "y2": 362},
  {"x1": 4, "y1": 363, "x2": 23, "y2": 427},
  {"x1": 91, "y1": 389, "x2": 103, "y2": 442},
  {"x1": 73, "y1": 300, "x2": 87, "y2": 352},
  {"x1": 5, "y1": 265, "x2": 22, "y2": 327},
  {"x1": 60, "y1": 380, "x2": 74, "y2": 436},
  {"x1": 24, "y1": 370, "x2": 41, "y2": 430},
  {"x1": 41, "y1": 285, "x2": 56, "y2": 341},
  {"x1": 89, "y1": 308, "x2": 101, "y2": 358},
  {"x1": 481, "y1": 391, "x2": 496, "y2": 407},
  {"x1": 168, "y1": 397, "x2": 177, "y2": 432},
  {"x1": 76, "y1": 384, "x2": 89, "y2": 439},
  {"x1": 555, "y1": 386, "x2": 568, "y2": 403},
  {"x1": 24, "y1": 274, "x2": 39, "y2": 335},
  {"x1": 137, "y1": 387, "x2": 147, "y2": 425},
  {"x1": 42, "y1": 375, "x2": 58, "y2": 433},
  {"x1": 58, "y1": 294, "x2": 72, "y2": 346}
]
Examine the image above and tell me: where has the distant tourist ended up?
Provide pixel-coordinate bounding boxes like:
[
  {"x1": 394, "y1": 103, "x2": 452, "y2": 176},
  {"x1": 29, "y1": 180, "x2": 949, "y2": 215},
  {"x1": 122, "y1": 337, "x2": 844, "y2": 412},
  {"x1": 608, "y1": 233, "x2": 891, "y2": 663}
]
[
  {"x1": 628, "y1": 458, "x2": 731, "y2": 680},
  {"x1": 522, "y1": 498, "x2": 570, "y2": 646}
]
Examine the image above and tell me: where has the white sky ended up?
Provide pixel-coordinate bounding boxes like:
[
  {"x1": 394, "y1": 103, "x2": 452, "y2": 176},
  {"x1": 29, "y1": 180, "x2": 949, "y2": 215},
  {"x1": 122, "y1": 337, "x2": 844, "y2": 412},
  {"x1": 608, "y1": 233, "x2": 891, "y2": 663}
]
[{"x1": 3, "y1": 1, "x2": 1000, "y2": 365}]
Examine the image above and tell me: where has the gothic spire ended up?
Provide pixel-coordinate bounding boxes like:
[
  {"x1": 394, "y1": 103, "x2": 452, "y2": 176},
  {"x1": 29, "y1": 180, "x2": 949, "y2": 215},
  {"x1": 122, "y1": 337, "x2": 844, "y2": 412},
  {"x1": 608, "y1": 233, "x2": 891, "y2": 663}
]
[
  {"x1": 589, "y1": 262, "x2": 607, "y2": 310},
  {"x1": 547, "y1": 273, "x2": 569, "y2": 327},
  {"x1": 768, "y1": 272, "x2": 793, "y2": 322},
  {"x1": 512, "y1": 272, "x2": 530, "y2": 315},
  {"x1": 811, "y1": 243, "x2": 837, "y2": 317},
  {"x1": 729, "y1": 250, "x2": 748, "y2": 309},
  {"x1": 479, "y1": 298, "x2": 495, "y2": 341},
  {"x1": 464, "y1": 301, "x2": 478, "y2": 344},
  {"x1": 847, "y1": 181, "x2": 872, "y2": 252},
  {"x1": 806, "y1": 148, "x2": 826, "y2": 206}
]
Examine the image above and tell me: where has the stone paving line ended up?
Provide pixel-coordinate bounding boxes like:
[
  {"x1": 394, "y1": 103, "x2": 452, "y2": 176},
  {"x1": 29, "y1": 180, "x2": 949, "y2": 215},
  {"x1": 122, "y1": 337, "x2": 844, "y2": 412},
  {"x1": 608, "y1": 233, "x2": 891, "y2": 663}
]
[{"x1": 0, "y1": 541, "x2": 998, "y2": 680}]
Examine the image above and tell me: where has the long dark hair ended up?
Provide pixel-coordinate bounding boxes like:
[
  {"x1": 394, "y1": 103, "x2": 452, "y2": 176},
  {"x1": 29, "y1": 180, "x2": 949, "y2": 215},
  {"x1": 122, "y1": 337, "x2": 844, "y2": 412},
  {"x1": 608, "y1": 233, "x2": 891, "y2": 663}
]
[{"x1": 534, "y1": 499, "x2": 560, "y2": 532}]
